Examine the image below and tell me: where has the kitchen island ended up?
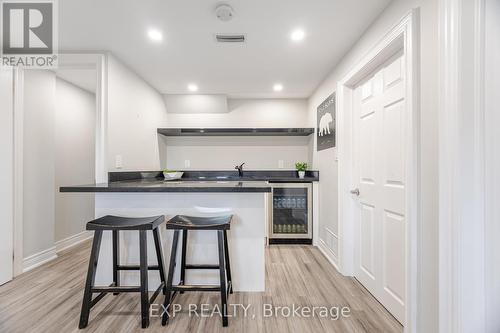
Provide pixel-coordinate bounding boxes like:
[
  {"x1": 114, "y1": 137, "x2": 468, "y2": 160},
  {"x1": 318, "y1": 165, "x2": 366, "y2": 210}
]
[{"x1": 61, "y1": 179, "x2": 272, "y2": 292}]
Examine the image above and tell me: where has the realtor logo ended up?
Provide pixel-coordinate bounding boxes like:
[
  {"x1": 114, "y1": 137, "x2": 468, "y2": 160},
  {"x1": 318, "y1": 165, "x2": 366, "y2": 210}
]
[{"x1": 1, "y1": 0, "x2": 58, "y2": 67}]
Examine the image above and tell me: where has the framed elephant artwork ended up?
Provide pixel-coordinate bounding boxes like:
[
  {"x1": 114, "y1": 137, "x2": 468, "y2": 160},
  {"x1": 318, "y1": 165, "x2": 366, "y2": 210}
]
[{"x1": 316, "y1": 92, "x2": 336, "y2": 151}]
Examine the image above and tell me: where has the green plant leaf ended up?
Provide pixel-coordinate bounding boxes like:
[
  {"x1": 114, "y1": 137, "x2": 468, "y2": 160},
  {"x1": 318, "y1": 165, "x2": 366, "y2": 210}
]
[{"x1": 295, "y1": 162, "x2": 308, "y2": 171}]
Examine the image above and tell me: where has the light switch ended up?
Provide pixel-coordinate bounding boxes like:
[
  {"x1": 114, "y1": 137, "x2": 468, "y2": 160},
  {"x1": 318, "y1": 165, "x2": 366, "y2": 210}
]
[
  {"x1": 278, "y1": 160, "x2": 284, "y2": 169},
  {"x1": 115, "y1": 155, "x2": 123, "y2": 169},
  {"x1": 184, "y1": 160, "x2": 190, "y2": 168}
]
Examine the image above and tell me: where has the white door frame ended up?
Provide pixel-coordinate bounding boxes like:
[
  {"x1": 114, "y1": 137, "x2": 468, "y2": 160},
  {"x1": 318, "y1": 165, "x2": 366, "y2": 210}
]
[
  {"x1": 336, "y1": 9, "x2": 420, "y2": 332},
  {"x1": 12, "y1": 68, "x2": 24, "y2": 276},
  {"x1": 56, "y1": 53, "x2": 109, "y2": 184},
  {"x1": 0, "y1": 67, "x2": 15, "y2": 284},
  {"x1": 12, "y1": 53, "x2": 108, "y2": 276}
]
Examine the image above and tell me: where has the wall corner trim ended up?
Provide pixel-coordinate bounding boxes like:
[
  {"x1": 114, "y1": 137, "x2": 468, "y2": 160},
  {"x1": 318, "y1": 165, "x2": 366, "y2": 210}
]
[{"x1": 438, "y1": 0, "x2": 488, "y2": 331}]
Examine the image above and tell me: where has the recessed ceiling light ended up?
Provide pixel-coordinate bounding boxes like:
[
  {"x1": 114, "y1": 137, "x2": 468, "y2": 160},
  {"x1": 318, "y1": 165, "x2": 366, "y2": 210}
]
[
  {"x1": 188, "y1": 84, "x2": 198, "y2": 92},
  {"x1": 290, "y1": 29, "x2": 305, "y2": 42},
  {"x1": 273, "y1": 83, "x2": 283, "y2": 92},
  {"x1": 147, "y1": 29, "x2": 163, "y2": 42}
]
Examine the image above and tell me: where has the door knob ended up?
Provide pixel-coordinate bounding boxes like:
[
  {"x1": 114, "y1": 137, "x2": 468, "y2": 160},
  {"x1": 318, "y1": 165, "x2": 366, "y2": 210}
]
[{"x1": 350, "y1": 188, "x2": 360, "y2": 196}]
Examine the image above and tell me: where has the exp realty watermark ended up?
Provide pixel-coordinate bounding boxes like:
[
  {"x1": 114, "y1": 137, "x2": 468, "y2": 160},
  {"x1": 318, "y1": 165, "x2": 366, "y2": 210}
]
[
  {"x1": 151, "y1": 303, "x2": 351, "y2": 321},
  {"x1": 1, "y1": 0, "x2": 58, "y2": 68}
]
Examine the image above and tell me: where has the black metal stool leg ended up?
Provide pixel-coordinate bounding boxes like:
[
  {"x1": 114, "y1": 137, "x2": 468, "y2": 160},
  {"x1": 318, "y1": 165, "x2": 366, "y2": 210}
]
[
  {"x1": 79, "y1": 230, "x2": 103, "y2": 329},
  {"x1": 139, "y1": 230, "x2": 149, "y2": 328},
  {"x1": 112, "y1": 230, "x2": 120, "y2": 295},
  {"x1": 152, "y1": 228, "x2": 168, "y2": 295},
  {"x1": 180, "y1": 230, "x2": 188, "y2": 293},
  {"x1": 217, "y1": 230, "x2": 228, "y2": 327},
  {"x1": 223, "y1": 230, "x2": 233, "y2": 294},
  {"x1": 162, "y1": 230, "x2": 180, "y2": 326}
]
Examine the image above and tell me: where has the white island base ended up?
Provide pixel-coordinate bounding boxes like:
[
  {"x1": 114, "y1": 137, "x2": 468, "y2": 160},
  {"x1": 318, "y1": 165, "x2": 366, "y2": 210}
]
[{"x1": 93, "y1": 192, "x2": 268, "y2": 292}]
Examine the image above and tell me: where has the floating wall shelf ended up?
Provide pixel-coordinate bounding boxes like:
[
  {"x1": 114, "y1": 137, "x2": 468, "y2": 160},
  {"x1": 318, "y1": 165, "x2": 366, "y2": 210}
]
[{"x1": 157, "y1": 128, "x2": 315, "y2": 137}]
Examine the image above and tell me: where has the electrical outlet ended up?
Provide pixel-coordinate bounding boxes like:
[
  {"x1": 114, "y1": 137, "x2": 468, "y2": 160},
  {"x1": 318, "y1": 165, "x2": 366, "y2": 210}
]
[
  {"x1": 184, "y1": 160, "x2": 191, "y2": 168},
  {"x1": 115, "y1": 155, "x2": 123, "y2": 169},
  {"x1": 278, "y1": 160, "x2": 284, "y2": 169}
]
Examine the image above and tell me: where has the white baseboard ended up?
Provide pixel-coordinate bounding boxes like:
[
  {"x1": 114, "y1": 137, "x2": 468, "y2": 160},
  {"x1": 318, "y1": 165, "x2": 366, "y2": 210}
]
[
  {"x1": 22, "y1": 247, "x2": 57, "y2": 273},
  {"x1": 317, "y1": 238, "x2": 340, "y2": 272},
  {"x1": 55, "y1": 230, "x2": 93, "y2": 253},
  {"x1": 22, "y1": 231, "x2": 93, "y2": 273}
]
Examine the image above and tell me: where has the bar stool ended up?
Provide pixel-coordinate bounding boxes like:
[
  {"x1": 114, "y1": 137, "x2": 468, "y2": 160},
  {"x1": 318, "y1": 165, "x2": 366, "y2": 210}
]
[
  {"x1": 162, "y1": 215, "x2": 233, "y2": 327},
  {"x1": 79, "y1": 215, "x2": 167, "y2": 329}
]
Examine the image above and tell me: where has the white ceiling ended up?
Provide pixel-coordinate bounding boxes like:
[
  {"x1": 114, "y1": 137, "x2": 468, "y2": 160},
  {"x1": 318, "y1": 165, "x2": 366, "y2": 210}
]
[{"x1": 59, "y1": 0, "x2": 391, "y2": 98}]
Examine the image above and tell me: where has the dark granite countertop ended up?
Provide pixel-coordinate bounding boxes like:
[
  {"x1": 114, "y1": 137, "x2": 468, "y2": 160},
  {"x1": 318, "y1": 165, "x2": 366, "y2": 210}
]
[
  {"x1": 60, "y1": 170, "x2": 319, "y2": 193},
  {"x1": 60, "y1": 179, "x2": 272, "y2": 193},
  {"x1": 108, "y1": 170, "x2": 319, "y2": 183}
]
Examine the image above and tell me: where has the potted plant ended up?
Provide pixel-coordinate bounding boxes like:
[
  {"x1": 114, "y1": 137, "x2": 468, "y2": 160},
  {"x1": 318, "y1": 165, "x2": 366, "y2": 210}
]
[{"x1": 295, "y1": 162, "x2": 308, "y2": 179}]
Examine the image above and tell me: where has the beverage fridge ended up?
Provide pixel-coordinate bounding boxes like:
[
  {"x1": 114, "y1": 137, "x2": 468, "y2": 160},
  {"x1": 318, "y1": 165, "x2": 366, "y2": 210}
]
[{"x1": 269, "y1": 183, "x2": 312, "y2": 244}]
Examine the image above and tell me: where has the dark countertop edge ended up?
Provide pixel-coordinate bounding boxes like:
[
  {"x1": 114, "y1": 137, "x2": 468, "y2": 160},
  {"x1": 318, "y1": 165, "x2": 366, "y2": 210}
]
[
  {"x1": 59, "y1": 187, "x2": 272, "y2": 193},
  {"x1": 266, "y1": 180, "x2": 316, "y2": 183},
  {"x1": 180, "y1": 178, "x2": 318, "y2": 183}
]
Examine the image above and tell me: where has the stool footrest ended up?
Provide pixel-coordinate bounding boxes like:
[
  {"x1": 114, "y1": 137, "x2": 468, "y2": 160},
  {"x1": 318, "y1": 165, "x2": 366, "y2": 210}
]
[
  {"x1": 172, "y1": 284, "x2": 221, "y2": 292},
  {"x1": 149, "y1": 283, "x2": 165, "y2": 304},
  {"x1": 92, "y1": 286, "x2": 141, "y2": 293},
  {"x1": 185, "y1": 264, "x2": 219, "y2": 270},
  {"x1": 90, "y1": 292, "x2": 106, "y2": 308},
  {"x1": 117, "y1": 265, "x2": 159, "y2": 271},
  {"x1": 89, "y1": 283, "x2": 115, "y2": 308}
]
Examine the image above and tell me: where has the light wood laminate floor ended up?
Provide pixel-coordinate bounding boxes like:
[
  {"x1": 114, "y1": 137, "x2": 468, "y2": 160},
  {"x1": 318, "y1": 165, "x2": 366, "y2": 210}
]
[{"x1": 0, "y1": 241, "x2": 402, "y2": 333}]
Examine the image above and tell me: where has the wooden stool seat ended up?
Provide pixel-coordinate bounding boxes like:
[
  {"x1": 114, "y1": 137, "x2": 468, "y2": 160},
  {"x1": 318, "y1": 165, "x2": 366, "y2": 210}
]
[
  {"x1": 87, "y1": 215, "x2": 164, "y2": 230},
  {"x1": 166, "y1": 215, "x2": 232, "y2": 230}
]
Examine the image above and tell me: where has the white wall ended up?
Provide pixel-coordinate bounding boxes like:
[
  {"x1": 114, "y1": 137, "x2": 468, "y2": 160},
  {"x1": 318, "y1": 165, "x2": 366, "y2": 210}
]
[
  {"x1": 166, "y1": 98, "x2": 308, "y2": 128},
  {"x1": 107, "y1": 54, "x2": 168, "y2": 171},
  {"x1": 23, "y1": 70, "x2": 56, "y2": 257},
  {"x1": 165, "y1": 136, "x2": 310, "y2": 170},
  {"x1": 163, "y1": 98, "x2": 312, "y2": 170},
  {"x1": 23, "y1": 71, "x2": 97, "y2": 260},
  {"x1": 485, "y1": 0, "x2": 500, "y2": 330},
  {"x1": 0, "y1": 68, "x2": 14, "y2": 283},
  {"x1": 21, "y1": 55, "x2": 169, "y2": 262},
  {"x1": 163, "y1": 94, "x2": 227, "y2": 114},
  {"x1": 308, "y1": 0, "x2": 438, "y2": 331},
  {"x1": 55, "y1": 78, "x2": 95, "y2": 242}
]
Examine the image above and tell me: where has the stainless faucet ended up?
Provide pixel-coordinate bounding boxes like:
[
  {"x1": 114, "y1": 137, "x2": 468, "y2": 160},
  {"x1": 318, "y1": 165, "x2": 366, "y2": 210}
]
[{"x1": 235, "y1": 163, "x2": 245, "y2": 177}]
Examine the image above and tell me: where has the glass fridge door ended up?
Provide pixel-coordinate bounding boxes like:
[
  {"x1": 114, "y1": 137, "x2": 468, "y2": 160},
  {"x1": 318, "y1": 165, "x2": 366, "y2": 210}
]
[{"x1": 272, "y1": 187, "x2": 309, "y2": 237}]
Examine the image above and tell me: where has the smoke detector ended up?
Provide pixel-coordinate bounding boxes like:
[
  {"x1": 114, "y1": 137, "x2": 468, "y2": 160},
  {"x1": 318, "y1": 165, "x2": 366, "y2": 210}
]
[{"x1": 215, "y1": 4, "x2": 234, "y2": 22}]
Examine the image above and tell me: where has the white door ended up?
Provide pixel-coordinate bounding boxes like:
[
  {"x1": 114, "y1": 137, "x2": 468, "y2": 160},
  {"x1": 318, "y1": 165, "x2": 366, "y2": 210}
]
[
  {"x1": 0, "y1": 68, "x2": 14, "y2": 285},
  {"x1": 352, "y1": 52, "x2": 406, "y2": 323}
]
